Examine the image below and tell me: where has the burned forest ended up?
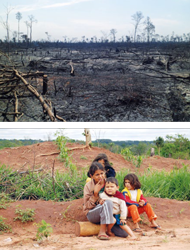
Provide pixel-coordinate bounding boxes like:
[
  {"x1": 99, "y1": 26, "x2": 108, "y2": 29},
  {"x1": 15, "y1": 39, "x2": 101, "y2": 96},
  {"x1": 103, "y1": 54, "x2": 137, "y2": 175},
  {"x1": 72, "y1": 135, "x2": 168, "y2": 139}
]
[{"x1": 0, "y1": 42, "x2": 190, "y2": 122}]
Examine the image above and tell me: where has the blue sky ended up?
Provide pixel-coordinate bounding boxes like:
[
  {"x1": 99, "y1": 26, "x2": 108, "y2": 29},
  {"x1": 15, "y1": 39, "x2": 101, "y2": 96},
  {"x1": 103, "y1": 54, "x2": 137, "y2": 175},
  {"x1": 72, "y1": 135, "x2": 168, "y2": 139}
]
[
  {"x1": 0, "y1": 128, "x2": 190, "y2": 141},
  {"x1": 0, "y1": 0, "x2": 189, "y2": 41}
]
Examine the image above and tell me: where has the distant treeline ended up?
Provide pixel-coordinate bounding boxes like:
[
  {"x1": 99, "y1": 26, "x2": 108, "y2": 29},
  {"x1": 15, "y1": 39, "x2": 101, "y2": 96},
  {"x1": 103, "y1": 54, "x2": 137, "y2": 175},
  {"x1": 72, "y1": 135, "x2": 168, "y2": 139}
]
[
  {"x1": 0, "y1": 139, "x2": 44, "y2": 149},
  {"x1": 92, "y1": 139, "x2": 153, "y2": 147},
  {"x1": 0, "y1": 138, "x2": 152, "y2": 150}
]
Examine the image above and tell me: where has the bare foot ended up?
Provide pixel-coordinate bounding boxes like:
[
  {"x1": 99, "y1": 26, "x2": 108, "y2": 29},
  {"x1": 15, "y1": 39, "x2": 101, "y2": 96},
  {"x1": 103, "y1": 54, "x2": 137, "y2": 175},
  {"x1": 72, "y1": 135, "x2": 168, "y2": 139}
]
[
  {"x1": 130, "y1": 236, "x2": 137, "y2": 240},
  {"x1": 107, "y1": 231, "x2": 115, "y2": 237},
  {"x1": 127, "y1": 236, "x2": 138, "y2": 241}
]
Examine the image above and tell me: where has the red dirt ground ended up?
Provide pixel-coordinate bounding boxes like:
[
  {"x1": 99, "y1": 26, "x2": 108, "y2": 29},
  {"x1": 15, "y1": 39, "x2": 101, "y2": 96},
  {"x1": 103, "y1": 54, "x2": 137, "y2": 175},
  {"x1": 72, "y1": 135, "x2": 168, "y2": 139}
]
[{"x1": 0, "y1": 141, "x2": 190, "y2": 250}]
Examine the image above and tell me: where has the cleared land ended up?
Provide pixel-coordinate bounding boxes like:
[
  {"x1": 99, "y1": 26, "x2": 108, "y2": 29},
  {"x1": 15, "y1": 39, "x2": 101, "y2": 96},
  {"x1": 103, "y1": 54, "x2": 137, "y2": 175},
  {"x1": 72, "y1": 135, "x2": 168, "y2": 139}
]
[{"x1": 0, "y1": 42, "x2": 190, "y2": 121}]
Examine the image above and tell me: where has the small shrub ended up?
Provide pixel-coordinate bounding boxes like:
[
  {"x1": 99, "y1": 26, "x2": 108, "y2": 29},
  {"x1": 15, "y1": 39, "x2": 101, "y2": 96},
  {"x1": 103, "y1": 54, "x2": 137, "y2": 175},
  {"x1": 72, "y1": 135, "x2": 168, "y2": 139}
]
[
  {"x1": 0, "y1": 216, "x2": 12, "y2": 232},
  {"x1": 14, "y1": 207, "x2": 35, "y2": 223},
  {"x1": 80, "y1": 155, "x2": 87, "y2": 160},
  {"x1": 0, "y1": 193, "x2": 12, "y2": 209},
  {"x1": 35, "y1": 220, "x2": 53, "y2": 240},
  {"x1": 55, "y1": 132, "x2": 70, "y2": 167}
]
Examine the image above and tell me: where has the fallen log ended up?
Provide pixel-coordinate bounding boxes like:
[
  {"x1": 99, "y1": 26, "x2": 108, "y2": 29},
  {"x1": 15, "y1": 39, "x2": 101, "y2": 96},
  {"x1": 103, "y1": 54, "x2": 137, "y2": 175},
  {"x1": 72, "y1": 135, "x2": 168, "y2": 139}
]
[
  {"x1": 2, "y1": 112, "x2": 22, "y2": 115},
  {"x1": 13, "y1": 69, "x2": 56, "y2": 122},
  {"x1": 75, "y1": 221, "x2": 100, "y2": 236},
  {"x1": 36, "y1": 152, "x2": 60, "y2": 157}
]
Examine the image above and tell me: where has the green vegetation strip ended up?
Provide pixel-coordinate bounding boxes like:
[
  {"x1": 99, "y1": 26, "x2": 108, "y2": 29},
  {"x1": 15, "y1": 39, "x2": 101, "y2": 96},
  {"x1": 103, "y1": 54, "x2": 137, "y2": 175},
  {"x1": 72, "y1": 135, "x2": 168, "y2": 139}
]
[
  {"x1": 0, "y1": 164, "x2": 190, "y2": 202},
  {"x1": 0, "y1": 164, "x2": 87, "y2": 202},
  {"x1": 117, "y1": 165, "x2": 190, "y2": 201}
]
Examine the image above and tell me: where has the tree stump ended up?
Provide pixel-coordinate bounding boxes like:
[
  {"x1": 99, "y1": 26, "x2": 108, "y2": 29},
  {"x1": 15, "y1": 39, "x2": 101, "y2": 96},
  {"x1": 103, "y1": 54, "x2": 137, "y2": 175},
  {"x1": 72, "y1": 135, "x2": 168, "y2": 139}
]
[
  {"x1": 150, "y1": 148, "x2": 155, "y2": 157},
  {"x1": 75, "y1": 221, "x2": 100, "y2": 236},
  {"x1": 84, "y1": 129, "x2": 92, "y2": 147},
  {"x1": 43, "y1": 75, "x2": 48, "y2": 95}
]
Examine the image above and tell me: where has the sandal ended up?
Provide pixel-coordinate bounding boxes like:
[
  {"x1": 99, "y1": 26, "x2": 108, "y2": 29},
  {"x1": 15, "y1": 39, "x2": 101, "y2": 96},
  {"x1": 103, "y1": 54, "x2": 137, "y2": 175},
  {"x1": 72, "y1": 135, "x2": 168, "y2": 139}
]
[
  {"x1": 97, "y1": 234, "x2": 110, "y2": 240},
  {"x1": 151, "y1": 225, "x2": 161, "y2": 230},
  {"x1": 133, "y1": 228, "x2": 142, "y2": 232}
]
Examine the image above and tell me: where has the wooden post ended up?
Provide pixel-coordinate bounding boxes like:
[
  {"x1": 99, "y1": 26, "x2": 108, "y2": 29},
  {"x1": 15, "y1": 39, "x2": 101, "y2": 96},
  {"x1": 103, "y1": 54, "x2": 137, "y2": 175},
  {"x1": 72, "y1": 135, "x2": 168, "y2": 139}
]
[
  {"x1": 150, "y1": 148, "x2": 155, "y2": 157},
  {"x1": 43, "y1": 75, "x2": 48, "y2": 95},
  {"x1": 75, "y1": 222, "x2": 100, "y2": 236},
  {"x1": 84, "y1": 129, "x2": 92, "y2": 147}
]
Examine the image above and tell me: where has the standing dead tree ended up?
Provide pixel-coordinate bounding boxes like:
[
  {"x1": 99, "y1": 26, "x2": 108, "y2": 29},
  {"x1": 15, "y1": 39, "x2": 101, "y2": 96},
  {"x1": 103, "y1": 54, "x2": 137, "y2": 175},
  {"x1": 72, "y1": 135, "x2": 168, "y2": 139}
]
[
  {"x1": 16, "y1": 12, "x2": 22, "y2": 43},
  {"x1": 28, "y1": 15, "x2": 37, "y2": 43},
  {"x1": 131, "y1": 11, "x2": 144, "y2": 42},
  {"x1": 0, "y1": 5, "x2": 13, "y2": 43}
]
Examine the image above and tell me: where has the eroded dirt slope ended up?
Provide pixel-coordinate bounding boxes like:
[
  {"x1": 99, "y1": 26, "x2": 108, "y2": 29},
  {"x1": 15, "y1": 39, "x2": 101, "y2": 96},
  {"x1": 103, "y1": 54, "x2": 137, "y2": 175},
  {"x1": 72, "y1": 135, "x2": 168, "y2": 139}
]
[{"x1": 0, "y1": 141, "x2": 190, "y2": 173}]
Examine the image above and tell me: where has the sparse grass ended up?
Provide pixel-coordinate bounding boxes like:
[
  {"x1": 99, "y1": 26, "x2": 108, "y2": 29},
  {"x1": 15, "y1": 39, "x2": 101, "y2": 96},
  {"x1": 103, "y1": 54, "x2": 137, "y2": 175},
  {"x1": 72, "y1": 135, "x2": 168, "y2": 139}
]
[
  {"x1": 62, "y1": 205, "x2": 72, "y2": 219},
  {"x1": 14, "y1": 206, "x2": 35, "y2": 223},
  {"x1": 162, "y1": 235, "x2": 168, "y2": 243},
  {"x1": 80, "y1": 155, "x2": 87, "y2": 160},
  {"x1": 167, "y1": 213, "x2": 173, "y2": 218},
  {"x1": 179, "y1": 208, "x2": 185, "y2": 214},
  {"x1": 0, "y1": 216, "x2": 12, "y2": 233},
  {"x1": 0, "y1": 193, "x2": 12, "y2": 209}
]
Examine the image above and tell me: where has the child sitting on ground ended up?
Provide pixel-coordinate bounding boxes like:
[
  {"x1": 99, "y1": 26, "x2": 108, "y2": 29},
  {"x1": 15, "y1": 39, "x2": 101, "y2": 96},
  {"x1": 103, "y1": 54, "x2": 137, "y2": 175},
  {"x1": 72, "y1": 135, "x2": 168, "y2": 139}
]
[
  {"x1": 122, "y1": 173, "x2": 161, "y2": 232},
  {"x1": 99, "y1": 177, "x2": 136, "y2": 239}
]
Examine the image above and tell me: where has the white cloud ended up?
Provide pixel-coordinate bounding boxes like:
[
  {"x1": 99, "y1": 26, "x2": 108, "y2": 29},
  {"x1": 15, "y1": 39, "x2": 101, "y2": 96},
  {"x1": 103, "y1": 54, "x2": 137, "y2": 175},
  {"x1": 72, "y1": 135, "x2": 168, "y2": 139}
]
[
  {"x1": 42, "y1": 0, "x2": 93, "y2": 9},
  {"x1": 7, "y1": 0, "x2": 92, "y2": 13}
]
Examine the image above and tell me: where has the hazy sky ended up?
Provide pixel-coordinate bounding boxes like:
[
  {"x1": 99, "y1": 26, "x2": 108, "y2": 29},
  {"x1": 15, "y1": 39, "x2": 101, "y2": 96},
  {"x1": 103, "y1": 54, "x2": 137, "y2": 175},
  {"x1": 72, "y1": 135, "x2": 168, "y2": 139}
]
[
  {"x1": 0, "y1": 128, "x2": 190, "y2": 141},
  {"x1": 0, "y1": 0, "x2": 189, "y2": 41}
]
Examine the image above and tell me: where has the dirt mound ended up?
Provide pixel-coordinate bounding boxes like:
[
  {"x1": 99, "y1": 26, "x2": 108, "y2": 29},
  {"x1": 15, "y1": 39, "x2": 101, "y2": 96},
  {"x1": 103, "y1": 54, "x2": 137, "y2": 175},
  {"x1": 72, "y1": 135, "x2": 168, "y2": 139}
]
[
  {"x1": 0, "y1": 141, "x2": 190, "y2": 249},
  {"x1": 1, "y1": 141, "x2": 190, "y2": 173}
]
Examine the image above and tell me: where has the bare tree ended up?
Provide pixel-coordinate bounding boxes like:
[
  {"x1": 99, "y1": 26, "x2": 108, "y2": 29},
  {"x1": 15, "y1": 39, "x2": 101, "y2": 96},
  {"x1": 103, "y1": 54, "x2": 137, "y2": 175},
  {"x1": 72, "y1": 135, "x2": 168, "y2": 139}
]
[
  {"x1": 100, "y1": 30, "x2": 109, "y2": 42},
  {"x1": 131, "y1": 11, "x2": 144, "y2": 42},
  {"x1": 110, "y1": 29, "x2": 117, "y2": 42},
  {"x1": 12, "y1": 30, "x2": 17, "y2": 42},
  {"x1": 0, "y1": 5, "x2": 13, "y2": 42},
  {"x1": 45, "y1": 32, "x2": 51, "y2": 42},
  {"x1": 16, "y1": 12, "x2": 22, "y2": 42},
  {"x1": 24, "y1": 21, "x2": 30, "y2": 40},
  {"x1": 28, "y1": 15, "x2": 37, "y2": 43},
  {"x1": 144, "y1": 16, "x2": 155, "y2": 42}
]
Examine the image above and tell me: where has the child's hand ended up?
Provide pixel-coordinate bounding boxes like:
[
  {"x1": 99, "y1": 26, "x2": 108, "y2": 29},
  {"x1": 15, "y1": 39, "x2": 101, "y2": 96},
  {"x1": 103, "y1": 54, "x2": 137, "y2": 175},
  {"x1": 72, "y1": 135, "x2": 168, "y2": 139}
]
[
  {"x1": 99, "y1": 199, "x2": 105, "y2": 205},
  {"x1": 120, "y1": 219, "x2": 126, "y2": 225},
  {"x1": 139, "y1": 199, "x2": 145, "y2": 206},
  {"x1": 94, "y1": 180, "x2": 104, "y2": 197}
]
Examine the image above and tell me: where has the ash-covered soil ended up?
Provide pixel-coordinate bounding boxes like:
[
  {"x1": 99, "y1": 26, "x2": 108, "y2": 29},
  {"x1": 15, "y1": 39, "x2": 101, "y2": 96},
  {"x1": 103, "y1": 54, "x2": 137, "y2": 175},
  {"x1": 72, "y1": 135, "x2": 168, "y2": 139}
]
[{"x1": 0, "y1": 42, "x2": 190, "y2": 122}]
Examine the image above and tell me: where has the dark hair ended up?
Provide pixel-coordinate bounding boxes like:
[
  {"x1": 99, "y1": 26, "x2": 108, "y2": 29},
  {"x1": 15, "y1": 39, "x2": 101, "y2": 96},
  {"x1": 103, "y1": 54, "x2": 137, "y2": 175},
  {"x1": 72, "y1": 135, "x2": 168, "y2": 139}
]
[
  {"x1": 87, "y1": 162, "x2": 104, "y2": 177},
  {"x1": 92, "y1": 153, "x2": 109, "y2": 165},
  {"x1": 105, "y1": 163, "x2": 116, "y2": 178},
  {"x1": 105, "y1": 177, "x2": 118, "y2": 186},
  {"x1": 124, "y1": 173, "x2": 141, "y2": 189},
  {"x1": 92, "y1": 153, "x2": 116, "y2": 178}
]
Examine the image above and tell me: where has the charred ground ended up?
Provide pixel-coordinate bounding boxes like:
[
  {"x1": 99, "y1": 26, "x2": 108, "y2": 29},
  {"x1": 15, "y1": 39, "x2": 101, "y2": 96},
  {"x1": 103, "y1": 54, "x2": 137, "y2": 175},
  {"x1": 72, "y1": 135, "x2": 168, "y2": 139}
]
[{"x1": 0, "y1": 42, "x2": 190, "y2": 122}]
